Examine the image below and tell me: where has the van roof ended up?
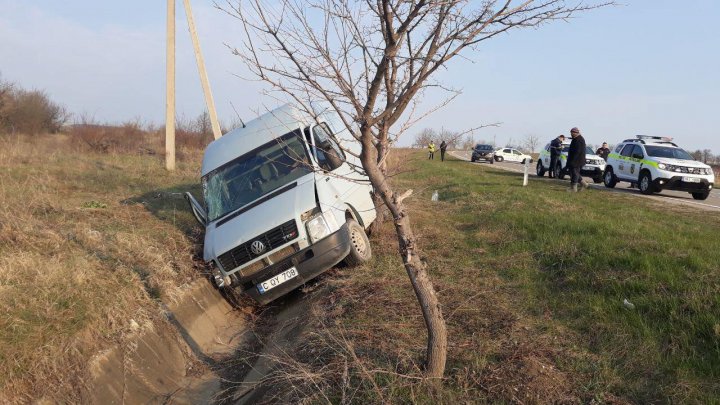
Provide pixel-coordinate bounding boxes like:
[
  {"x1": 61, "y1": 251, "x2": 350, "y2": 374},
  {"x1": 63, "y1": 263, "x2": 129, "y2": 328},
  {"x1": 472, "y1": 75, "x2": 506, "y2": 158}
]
[{"x1": 201, "y1": 104, "x2": 311, "y2": 176}]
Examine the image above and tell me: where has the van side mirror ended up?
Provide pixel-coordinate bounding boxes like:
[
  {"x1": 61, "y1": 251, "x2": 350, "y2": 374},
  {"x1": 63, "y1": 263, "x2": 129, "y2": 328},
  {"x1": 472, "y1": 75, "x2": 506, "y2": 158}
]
[{"x1": 184, "y1": 192, "x2": 207, "y2": 226}]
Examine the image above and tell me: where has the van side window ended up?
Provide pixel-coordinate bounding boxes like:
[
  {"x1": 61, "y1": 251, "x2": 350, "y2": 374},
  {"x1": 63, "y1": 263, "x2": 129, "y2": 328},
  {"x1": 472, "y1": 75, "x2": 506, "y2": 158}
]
[
  {"x1": 620, "y1": 144, "x2": 634, "y2": 157},
  {"x1": 312, "y1": 123, "x2": 345, "y2": 171},
  {"x1": 614, "y1": 144, "x2": 623, "y2": 153}
]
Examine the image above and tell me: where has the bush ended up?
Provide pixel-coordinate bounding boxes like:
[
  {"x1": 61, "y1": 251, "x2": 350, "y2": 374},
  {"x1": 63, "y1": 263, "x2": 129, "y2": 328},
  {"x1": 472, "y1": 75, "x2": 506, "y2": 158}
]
[
  {"x1": 0, "y1": 76, "x2": 69, "y2": 134},
  {"x1": 68, "y1": 116, "x2": 160, "y2": 155},
  {"x1": 68, "y1": 112, "x2": 215, "y2": 156}
]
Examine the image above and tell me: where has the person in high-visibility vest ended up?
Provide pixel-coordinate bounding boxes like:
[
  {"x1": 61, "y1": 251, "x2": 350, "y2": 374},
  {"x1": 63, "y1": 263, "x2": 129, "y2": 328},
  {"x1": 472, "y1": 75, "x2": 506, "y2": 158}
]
[{"x1": 428, "y1": 141, "x2": 436, "y2": 160}]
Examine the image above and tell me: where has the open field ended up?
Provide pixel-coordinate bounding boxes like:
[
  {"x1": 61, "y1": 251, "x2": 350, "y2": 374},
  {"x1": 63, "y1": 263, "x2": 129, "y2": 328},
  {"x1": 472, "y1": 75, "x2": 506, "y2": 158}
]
[
  {"x1": 0, "y1": 134, "x2": 207, "y2": 402},
  {"x1": 278, "y1": 150, "x2": 720, "y2": 403},
  {"x1": 2, "y1": 137, "x2": 719, "y2": 403}
]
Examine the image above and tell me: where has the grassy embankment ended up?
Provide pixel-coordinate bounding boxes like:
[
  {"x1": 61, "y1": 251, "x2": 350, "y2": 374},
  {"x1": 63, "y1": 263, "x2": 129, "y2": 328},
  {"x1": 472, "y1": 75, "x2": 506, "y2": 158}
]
[
  {"x1": 292, "y1": 150, "x2": 720, "y2": 403},
  {"x1": 3, "y1": 135, "x2": 718, "y2": 403},
  {"x1": 0, "y1": 134, "x2": 204, "y2": 402}
]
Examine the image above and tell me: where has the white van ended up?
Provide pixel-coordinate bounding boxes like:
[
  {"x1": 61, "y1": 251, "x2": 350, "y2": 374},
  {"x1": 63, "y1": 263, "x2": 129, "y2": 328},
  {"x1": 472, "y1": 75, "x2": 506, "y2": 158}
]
[{"x1": 185, "y1": 104, "x2": 376, "y2": 304}]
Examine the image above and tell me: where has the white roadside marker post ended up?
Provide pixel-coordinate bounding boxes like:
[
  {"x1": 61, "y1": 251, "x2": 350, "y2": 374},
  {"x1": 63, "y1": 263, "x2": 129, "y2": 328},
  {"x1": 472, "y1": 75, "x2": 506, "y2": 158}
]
[{"x1": 523, "y1": 158, "x2": 530, "y2": 186}]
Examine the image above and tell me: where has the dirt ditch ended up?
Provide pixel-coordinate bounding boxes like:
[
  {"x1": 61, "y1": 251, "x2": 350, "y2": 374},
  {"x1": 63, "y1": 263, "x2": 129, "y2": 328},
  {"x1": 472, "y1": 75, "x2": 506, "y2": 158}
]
[
  {"x1": 84, "y1": 276, "x2": 320, "y2": 404},
  {"x1": 86, "y1": 280, "x2": 245, "y2": 404}
]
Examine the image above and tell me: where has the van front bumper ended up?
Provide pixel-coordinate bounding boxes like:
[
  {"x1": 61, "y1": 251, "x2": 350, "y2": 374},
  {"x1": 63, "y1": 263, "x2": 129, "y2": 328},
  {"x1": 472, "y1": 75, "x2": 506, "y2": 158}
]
[
  {"x1": 653, "y1": 176, "x2": 714, "y2": 193},
  {"x1": 241, "y1": 223, "x2": 351, "y2": 305}
]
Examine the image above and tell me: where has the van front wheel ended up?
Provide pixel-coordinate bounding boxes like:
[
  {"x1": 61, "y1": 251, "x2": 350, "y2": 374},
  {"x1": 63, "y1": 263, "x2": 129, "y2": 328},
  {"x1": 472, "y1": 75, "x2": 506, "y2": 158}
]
[{"x1": 344, "y1": 219, "x2": 372, "y2": 266}]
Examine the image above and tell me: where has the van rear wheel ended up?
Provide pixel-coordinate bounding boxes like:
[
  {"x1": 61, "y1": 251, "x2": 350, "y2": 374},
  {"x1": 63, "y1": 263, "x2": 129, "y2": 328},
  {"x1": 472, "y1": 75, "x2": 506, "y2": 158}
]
[
  {"x1": 344, "y1": 219, "x2": 372, "y2": 266},
  {"x1": 692, "y1": 191, "x2": 710, "y2": 200}
]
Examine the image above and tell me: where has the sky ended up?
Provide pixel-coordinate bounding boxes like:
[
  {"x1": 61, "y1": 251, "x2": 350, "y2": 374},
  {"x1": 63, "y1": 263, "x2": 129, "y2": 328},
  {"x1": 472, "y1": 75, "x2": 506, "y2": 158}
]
[{"x1": 0, "y1": 0, "x2": 718, "y2": 151}]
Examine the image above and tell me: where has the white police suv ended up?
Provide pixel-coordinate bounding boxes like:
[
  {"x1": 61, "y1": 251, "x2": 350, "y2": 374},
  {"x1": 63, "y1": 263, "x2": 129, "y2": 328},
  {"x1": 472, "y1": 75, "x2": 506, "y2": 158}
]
[
  {"x1": 537, "y1": 140, "x2": 606, "y2": 182},
  {"x1": 603, "y1": 135, "x2": 715, "y2": 200}
]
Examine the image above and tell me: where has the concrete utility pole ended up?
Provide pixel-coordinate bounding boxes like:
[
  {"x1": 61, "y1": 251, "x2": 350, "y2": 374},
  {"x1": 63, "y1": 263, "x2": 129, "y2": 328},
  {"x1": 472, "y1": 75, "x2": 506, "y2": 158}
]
[
  {"x1": 165, "y1": 0, "x2": 176, "y2": 171},
  {"x1": 183, "y1": 0, "x2": 222, "y2": 140}
]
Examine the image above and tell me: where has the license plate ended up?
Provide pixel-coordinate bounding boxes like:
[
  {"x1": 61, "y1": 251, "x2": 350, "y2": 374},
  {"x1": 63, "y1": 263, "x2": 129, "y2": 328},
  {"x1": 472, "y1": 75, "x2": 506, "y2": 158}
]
[
  {"x1": 683, "y1": 177, "x2": 701, "y2": 183},
  {"x1": 582, "y1": 166, "x2": 593, "y2": 170},
  {"x1": 257, "y1": 267, "x2": 298, "y2": 294}
]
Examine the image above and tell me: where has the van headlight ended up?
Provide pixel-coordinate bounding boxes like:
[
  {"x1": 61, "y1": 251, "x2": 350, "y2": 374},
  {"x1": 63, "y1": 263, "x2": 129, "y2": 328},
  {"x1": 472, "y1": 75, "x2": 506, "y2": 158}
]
[
  {"x1": 305, "y1": 214, "x2": 331, "y2": 243},
  {"x1": 658, "y1": 163, "x2": 666, "y2": 170}
]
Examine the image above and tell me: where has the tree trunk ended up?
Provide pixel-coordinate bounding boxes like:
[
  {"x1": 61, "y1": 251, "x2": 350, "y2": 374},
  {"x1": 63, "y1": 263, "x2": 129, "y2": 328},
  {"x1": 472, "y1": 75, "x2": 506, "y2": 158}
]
[
  {"x1": 391, "y1": 207, "x2": 448, "y2": 379},
  {"x1": 368, "y1": 140, "x2": 389, "y2": 234},
  {"x1": 361, "y1": 142, "x2": 448, "y2": 379},
  {"x1": 368, "y1": 190, "x2": 386, "y2": 235}
]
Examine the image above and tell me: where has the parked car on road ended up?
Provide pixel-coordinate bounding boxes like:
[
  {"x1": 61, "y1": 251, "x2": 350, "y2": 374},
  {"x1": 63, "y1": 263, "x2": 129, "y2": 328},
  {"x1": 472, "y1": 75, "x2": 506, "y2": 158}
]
[
  {"x1": 603, "y1": 135, "x2": 715, "y2": 200},
  {"x1": 494, "y1": 147, "x2": 533, "y2": 164},
  {"x1": 537, "y1": 141, "x2": 606, "y2": 183},
  {"x1": 471, "y1": 144, "x2": 495, "y2": 164},
  {"x1": 185, "y1": 104, "x2": 376, "y2": 304}
]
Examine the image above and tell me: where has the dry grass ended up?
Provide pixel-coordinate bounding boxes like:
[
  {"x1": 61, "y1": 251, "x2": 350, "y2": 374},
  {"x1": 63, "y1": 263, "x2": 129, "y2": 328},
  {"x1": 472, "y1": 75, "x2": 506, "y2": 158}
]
[
  {"x1": 0, "y1": 134, "x2": 205, "y2": 403},
  {"x1": 249, "y1": 149, "x2": 720, "y2": 404}
]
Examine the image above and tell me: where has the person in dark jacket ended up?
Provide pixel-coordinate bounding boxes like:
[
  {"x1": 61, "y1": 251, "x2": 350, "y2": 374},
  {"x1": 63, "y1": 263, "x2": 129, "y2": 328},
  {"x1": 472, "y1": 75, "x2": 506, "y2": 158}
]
[
  {"x1": 549, "y1": 134, "x2": 565, "y2": 178},
  {"x1": 567, "y1": 127, "x2": 588, "y2": 192},
  {"x1": 440, "y1": 140, "x2": 448, "y2": 161},
  {"x1": 595, "y1": 142, "x2": 610, "y2": 161}
]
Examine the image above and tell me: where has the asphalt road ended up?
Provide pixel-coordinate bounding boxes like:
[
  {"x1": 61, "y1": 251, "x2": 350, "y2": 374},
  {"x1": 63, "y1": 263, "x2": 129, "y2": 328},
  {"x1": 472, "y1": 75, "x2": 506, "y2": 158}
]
[{"x1": 449, "y1": 150, "x2": 720, "y2": 212}]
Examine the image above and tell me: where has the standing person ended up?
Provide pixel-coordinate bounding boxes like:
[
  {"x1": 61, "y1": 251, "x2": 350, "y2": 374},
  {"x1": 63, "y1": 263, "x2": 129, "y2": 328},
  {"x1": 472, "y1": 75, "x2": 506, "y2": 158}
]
[
  {"x1": 428, "y1": 141, "x2": 436, "y2": 160},
  {"x1": 567, "y1": 127, "x2": 588, "y2": 192},
  {"x1": 549, "y1": 134, "x2": 565, "y2": 178},
  {"x1": 596, "y1": 142, "x2": 611, "y2": 161},
  {"x1": 440, "y1": 140, "x2": 448, "y2": 161}
]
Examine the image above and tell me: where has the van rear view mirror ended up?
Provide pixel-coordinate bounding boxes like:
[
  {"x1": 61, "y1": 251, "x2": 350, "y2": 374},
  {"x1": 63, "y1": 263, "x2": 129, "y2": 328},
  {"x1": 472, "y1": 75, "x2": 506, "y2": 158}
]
[{"x1": 184, "y1": 192, "x2": 207, "y2": 226}]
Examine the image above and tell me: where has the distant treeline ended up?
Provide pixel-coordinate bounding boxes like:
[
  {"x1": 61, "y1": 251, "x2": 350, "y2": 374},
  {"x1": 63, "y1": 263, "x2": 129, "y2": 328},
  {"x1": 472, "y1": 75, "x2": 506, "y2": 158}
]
[{"x1": 1, "y1": 74, "x2": 244, "y2": 154}]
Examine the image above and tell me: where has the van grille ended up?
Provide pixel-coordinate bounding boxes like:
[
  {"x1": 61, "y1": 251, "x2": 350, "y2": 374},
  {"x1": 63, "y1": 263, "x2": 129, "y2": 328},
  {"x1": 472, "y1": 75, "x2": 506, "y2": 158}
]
[
  {"x1": 239, "y1": 245, "x2": 298, "y2": 278},
  {"x1": 218, "y1": 220, "x2": 299, "y2": 272}
]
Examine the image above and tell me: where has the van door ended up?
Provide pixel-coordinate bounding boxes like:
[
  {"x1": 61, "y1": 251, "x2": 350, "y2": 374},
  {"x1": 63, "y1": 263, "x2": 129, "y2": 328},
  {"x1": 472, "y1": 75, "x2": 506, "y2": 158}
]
[{"x1": 307, "y1": 123, "x2": 371, "y2": 225}]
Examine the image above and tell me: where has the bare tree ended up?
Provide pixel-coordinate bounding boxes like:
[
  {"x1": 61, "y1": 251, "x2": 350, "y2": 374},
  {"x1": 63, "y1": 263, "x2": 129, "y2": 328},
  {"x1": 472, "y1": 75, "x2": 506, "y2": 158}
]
[
  {"x1": 461, "y1": 134, "x2": 475, "y2": 150},
  {"x1": 691, "y1": 150, "x2": 703, "y2": 161},
  {"x1": 223, "y1": 0, "x2": 608, "y2": 380},
  {"x1": 437, "y1": 128, "x2": 463, "y2": 149},
  {"x1": 523, "y1": 133, "x2": 540, "y2": 153},
  {"x1": 702, "y1": 149, "x2": 713, "y2": 164},
  {"x1": 413, "y1": 127, "x2": 437, "y2": 148}
]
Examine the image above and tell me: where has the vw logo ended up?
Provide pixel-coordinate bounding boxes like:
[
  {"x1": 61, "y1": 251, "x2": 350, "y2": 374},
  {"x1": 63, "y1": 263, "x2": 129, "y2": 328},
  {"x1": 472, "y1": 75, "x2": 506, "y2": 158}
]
[{"x1": 250, "y1": 240, "x2": 266, "y2": 255}]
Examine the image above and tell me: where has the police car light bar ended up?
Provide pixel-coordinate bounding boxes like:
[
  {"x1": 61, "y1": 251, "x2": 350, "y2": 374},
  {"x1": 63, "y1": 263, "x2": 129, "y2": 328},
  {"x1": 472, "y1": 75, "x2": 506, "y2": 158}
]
[{"x1": 636, "y1": 135, "x2": 673, "y2": 142}]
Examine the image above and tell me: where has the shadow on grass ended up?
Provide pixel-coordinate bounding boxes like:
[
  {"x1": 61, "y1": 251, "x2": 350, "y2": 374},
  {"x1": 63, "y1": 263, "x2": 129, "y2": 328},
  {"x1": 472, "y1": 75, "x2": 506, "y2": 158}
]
[{"x1": 123, "y1": 183, "x2": 204, "y2": 238}]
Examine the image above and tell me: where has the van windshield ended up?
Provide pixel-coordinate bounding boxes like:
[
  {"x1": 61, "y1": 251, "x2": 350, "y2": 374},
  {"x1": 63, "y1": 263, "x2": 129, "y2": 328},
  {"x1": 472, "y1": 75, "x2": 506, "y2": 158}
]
[
  {"x1": 644, "y1": 145, "x2": 694, "y2": 160},
  {"x1": 202, "y1": 130, "x2": 312, "y2": 222}
]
